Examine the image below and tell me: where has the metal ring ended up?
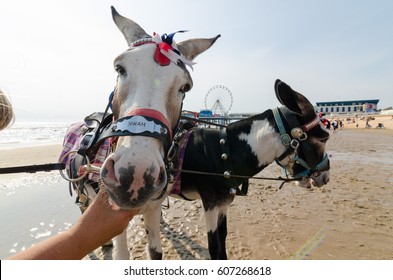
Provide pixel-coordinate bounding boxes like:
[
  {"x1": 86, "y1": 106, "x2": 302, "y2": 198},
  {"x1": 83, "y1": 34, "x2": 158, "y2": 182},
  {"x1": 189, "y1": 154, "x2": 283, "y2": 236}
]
[
  {"x1": 58, "y1": 150, "x2": 91, "y2": 183},
  {"x1": 290, "y1": 139, "x2": 300, "y2": 149},
  {"x1": 299, "y1": 132, "x2": 308, "y2": 141}
]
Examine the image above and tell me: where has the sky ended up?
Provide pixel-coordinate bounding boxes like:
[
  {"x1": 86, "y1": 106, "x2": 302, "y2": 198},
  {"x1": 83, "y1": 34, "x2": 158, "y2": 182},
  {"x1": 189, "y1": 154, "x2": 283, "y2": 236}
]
[{"x1": 1, "y1": 0, "x2": 392, "y2": 122}]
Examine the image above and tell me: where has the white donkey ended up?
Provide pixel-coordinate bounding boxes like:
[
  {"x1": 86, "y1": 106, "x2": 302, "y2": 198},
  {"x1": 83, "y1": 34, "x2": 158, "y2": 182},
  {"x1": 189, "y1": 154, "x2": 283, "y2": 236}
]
[{"x1": 60, "y1": 6, "x2": 220, "y2": 259}]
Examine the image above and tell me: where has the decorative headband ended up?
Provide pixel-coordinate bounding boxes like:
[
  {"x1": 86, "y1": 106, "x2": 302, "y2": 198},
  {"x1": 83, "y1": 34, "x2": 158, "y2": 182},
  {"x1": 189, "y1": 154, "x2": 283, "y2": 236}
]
[{"x1": 130, "y1": 31, "x2": 195, "y2": 70}]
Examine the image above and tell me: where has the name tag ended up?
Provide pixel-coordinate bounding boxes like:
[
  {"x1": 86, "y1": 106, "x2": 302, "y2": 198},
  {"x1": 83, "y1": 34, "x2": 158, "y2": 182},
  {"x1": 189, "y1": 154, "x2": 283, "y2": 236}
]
[{"x1": 112, "y1": 115, "x2": 168, "y2": 136}]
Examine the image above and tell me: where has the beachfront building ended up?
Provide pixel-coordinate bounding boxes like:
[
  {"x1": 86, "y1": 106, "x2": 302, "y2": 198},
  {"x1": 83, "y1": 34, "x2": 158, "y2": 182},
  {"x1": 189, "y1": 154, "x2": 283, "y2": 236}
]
[{"x1": 315, "y1": 99, "x2": 379, "y2": 115}]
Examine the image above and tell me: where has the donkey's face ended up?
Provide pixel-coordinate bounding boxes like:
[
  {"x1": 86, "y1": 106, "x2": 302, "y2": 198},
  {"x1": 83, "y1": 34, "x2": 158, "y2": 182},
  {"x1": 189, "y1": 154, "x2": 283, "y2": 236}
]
[
  {"x1": 101, "y1": 7, "x2": 220, "y2": 209},
  {"x1": 275, "y1": 80, "x2": 330, "y2": 188}
]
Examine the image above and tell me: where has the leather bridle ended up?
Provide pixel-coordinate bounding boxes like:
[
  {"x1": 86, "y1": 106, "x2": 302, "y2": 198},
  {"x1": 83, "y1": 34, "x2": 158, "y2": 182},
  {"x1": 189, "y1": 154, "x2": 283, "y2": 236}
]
[{"x1": 273, "y1": 107, "x2": 330, "y2": 179}]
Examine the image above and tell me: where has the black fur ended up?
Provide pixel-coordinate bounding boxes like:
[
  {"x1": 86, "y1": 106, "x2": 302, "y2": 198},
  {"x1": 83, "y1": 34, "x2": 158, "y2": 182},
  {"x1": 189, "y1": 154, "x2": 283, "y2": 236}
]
[{"x1": 173, "y1": 80, "x2": 330, "y2": 259}]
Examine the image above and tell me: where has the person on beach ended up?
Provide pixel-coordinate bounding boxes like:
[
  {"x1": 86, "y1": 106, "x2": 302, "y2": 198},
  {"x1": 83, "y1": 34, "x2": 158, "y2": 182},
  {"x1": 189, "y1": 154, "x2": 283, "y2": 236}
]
[
  {"x1": 326, "y1": 120, "x2": 331, "y2": 130},
  {"x1": 332, "y1": 119, "x2": 338, "y2": 132},
  {"x1": 6, "y1": 189, "x2": 139, "y2": 260},
  {"x1": 0, "y1": 90, "x2": 14, "y2": 130},
  {"x1": 1, "y1": 96, "x2": 138, "y2": 260}
]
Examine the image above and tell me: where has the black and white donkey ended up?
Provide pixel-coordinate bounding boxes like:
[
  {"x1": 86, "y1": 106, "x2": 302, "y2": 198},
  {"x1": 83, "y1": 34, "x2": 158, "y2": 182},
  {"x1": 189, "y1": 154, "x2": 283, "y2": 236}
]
[{"x1": 160, "y1": 79, "x2": 330, "y2": 260}]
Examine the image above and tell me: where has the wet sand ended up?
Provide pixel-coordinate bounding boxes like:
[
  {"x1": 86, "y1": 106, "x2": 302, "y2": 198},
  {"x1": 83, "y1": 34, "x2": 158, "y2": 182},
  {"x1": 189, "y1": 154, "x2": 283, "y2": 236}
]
[
  {"x1": 1, "y1": 129, "x2": 393, "y2": 259},
  {"x1": 92, "y1": 128, "x2": 393, "y2": 260}
]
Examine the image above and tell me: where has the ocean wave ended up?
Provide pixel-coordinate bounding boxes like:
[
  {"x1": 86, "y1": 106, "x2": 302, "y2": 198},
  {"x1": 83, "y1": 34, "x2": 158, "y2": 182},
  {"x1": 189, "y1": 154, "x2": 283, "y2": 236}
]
[{"x1": 0, "y1": 122, "x2": 71, "y2": 147}]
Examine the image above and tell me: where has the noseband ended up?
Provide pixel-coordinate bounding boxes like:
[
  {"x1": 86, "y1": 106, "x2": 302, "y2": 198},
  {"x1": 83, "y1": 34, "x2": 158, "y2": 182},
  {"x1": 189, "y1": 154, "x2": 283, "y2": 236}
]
[
  {"x1": 96, "y1": 108, "x2": 172, "y2": 150},
  {"x1": 273, "y1": 107, "x2": 329, "y2": 179}
]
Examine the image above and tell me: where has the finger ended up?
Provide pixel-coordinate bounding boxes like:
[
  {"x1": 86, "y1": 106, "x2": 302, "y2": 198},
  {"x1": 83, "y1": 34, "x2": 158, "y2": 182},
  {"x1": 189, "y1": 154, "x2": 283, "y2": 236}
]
[{"x1": 95, "y1": 187, "x2": 108, "y2": 202}]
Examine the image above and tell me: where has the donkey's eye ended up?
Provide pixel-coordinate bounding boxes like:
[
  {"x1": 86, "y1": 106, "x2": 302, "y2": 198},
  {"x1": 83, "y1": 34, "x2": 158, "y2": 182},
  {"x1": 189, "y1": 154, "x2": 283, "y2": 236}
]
[
  {"x1": 115, "y1": 65, "x2": 126, "y2": 76},
  {"x1": 180, "y1": 84, "x2": 191, "y2": 93},
  {"x1": 319, "y1": 137, "x2": 329, "y2": 144}
]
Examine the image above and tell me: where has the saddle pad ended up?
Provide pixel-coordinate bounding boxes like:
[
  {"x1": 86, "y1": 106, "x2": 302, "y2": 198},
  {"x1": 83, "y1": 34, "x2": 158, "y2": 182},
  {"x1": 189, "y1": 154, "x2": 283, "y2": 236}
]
[
  {"x1": 170, "y1": 130, "x2": 193, "y2": 194},
  {"x1": 58, "y1": 122, "x2": 111, "y2": 182}
]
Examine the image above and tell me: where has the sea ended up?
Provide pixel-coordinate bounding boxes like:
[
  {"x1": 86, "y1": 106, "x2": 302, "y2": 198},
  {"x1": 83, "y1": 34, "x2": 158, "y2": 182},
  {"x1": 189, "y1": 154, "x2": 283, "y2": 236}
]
[
  {"x1": 0, "y1": 121, "x2": 71, "y2": 149},
  {"x1": 0, "y1": 122, "x2": 81, "y2": 259}
]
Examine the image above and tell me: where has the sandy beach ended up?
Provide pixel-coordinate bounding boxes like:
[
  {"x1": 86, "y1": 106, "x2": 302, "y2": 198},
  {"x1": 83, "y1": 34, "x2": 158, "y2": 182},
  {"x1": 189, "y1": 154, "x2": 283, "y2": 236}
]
[
  {"x1": 329, "y1": 114, "x2": 393, "y2": 130},
  {"x1": 1, "y1": 128, "x2": 392, "y2": 260}
]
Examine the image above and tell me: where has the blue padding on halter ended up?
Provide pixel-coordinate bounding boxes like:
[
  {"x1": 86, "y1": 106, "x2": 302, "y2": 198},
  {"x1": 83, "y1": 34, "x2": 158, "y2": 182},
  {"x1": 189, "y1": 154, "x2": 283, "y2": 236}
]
[
  {"x1": 293, "y1": 153, "x2": 329, "y2": 178},
  {"x1": 272, "y1": 108, "x2": 291, "y2": 146},
  {"x1": 316, "y1": 153, "x2": 329, "y2": 171}
]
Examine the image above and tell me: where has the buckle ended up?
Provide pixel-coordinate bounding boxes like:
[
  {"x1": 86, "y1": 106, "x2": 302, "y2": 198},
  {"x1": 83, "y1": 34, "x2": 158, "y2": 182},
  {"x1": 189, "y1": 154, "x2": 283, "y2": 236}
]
[
  {"x1": 299, "y1": 132, "x2": 307, "y2": 141},
  {"x1": 280, "y1": 134, "x2": 291, "y2": 146},
  {"x1": 79, "y1": 132, "x2": 96, "y2": 151},
  {"x1": 290, "y1": 139, "x2": 300, "y2": 150}
]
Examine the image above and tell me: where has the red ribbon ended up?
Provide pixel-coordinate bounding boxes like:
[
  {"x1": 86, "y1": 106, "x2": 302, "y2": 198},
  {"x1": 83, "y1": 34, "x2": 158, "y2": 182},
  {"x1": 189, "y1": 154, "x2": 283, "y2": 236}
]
[{"x1": 154, "y1": 42, "x2": 173, "y2": 66}]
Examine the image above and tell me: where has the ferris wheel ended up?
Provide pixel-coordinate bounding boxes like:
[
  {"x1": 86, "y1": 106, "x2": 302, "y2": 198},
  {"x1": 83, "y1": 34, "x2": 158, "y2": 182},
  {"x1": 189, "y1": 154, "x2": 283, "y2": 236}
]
[{"x1": 204, "y1": 85, "x2": 233, "y2": 115}]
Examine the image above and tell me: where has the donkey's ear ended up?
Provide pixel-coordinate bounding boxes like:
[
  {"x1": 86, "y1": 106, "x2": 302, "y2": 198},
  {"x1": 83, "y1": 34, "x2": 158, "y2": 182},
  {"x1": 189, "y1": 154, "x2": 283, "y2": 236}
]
[
  {"x1": 177, "y1": 35, "x2": 221, "y2": 61},
  {"x1": 274, "y1": 79, "x2": 315, "y2": 118},
  {"x1": 111, "y1": 6, "x2": 151, "y2": 46}
]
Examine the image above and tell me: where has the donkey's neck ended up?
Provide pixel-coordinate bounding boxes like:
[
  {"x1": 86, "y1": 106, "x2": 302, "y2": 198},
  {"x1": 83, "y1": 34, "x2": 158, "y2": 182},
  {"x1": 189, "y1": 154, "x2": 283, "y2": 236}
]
[{"x1": 227, "y1": 110, "x2": 286, "y2": 177}]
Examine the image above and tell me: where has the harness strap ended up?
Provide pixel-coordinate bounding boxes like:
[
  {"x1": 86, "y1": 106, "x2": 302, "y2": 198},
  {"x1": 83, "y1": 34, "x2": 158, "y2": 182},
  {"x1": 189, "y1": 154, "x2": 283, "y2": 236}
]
[
  {"x1": 275, "y1": 144, "x2": 296, "y2": 162},
  {"x1": 77, "y1": 92, "x2": 115, "y2": 157},
  {"x1": 272, "y1": 108, "x2": 291, "y2": 146},
  {"x1": 273, "y1": 107, "x2": 329, "y2": 178},
  {"x1": 77, "y1": 113, "x2": 113, "y2": 157},
  {"x1": 281, "y1": 108, "x2": 319, "y2": 170},
  {"x1": 219, "y1": 128, "x2": 248, "y2": 196}
]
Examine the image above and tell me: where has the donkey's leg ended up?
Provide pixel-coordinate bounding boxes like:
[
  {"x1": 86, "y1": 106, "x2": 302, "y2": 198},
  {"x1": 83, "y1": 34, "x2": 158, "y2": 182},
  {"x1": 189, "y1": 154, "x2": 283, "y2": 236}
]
[
  {"x1": 113, "y1": 230, "x2": 129, "y2": 260},
  {"x1": 144, "y1": 205, "x2": 163, "y2": 260},
  {"x1": 204, "y1": 206, "x2": 222, "y2": 259},
  {"x1": 217, "y1": 206, "x2": 229, "y2": 260}
]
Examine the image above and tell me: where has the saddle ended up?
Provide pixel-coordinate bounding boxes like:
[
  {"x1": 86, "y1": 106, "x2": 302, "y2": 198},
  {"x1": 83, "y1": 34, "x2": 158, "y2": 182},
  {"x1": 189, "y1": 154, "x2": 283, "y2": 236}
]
[
  {"x1": 84, "y1": 112, "x2": 111, "y2": 129},
  {"x1": 59, "y1": 112, "x2": 113, "y2": 208}
]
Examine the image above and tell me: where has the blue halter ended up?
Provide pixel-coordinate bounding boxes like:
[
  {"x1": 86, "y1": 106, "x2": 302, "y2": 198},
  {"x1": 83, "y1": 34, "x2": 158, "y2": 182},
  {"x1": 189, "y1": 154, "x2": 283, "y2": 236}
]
[{"x1": 272, "y1": 108, "x2": 329, "y2": 179}]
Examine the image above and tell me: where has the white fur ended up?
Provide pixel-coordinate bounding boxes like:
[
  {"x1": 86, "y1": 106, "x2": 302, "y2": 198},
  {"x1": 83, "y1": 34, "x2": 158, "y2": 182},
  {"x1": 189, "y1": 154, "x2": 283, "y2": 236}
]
[
  {"x1": 238, "y1": 119, "x2": 286, "y2": 167},
  {"x1": 204, "y1": 207, "x2": 220, "y2": 233},
  {"x1": 143, "y1": 204, "x2": 164, "y2": 256},
  {"x1": 113, "y1": 231, "x2": 129, "y2": 260}
]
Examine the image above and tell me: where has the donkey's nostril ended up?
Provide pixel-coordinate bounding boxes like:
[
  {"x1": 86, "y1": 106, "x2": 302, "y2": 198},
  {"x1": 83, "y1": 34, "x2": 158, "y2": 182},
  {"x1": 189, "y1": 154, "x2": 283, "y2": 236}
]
[{"x1": 101, "y1": 158, "x2": 118, "y2": 184}]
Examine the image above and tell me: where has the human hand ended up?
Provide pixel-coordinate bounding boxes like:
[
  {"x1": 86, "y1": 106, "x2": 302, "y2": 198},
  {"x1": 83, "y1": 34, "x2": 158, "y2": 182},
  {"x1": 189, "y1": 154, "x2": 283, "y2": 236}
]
[
  {"x1": 7, "y1": 187, "x2": 140, "y2": 260},
  {"x1": 71, "y1": 188, "x2": 140, "y2": 249}
]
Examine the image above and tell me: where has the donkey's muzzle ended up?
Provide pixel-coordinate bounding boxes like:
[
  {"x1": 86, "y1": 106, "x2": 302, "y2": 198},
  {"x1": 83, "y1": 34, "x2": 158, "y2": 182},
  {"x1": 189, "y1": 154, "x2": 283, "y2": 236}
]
[{"x1": 100, "y1": 155, "x2": 167, "y2": 209}]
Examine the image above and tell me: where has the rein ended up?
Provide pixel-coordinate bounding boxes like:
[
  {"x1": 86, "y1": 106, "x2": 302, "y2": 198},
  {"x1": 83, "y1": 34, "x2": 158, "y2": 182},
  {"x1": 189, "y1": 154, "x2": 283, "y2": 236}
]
[
  {"x1": 0, "y1": 110, "x2": 318, "y2": 194},
  {"x1": 0, "y1": 163, "x2": 65, "y2": 174},
  {"x1": 169, "y1": 167, "x2": 301, "y2": 190}
]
